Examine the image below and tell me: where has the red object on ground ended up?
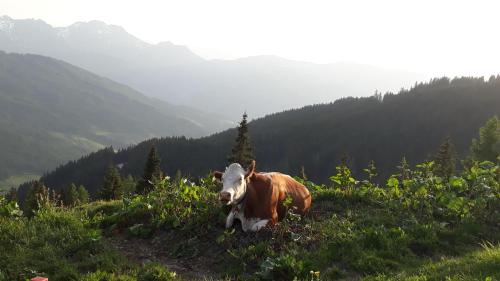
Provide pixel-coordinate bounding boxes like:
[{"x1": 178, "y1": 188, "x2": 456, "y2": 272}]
[{"x1": 31, "y1": 277, "x2": 48, "y2": 281}]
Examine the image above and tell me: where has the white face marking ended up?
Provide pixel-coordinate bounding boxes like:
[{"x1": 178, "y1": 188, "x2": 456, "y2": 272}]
[{"x1": 220, "y1": 163, "x2": 247, "y2": 205}]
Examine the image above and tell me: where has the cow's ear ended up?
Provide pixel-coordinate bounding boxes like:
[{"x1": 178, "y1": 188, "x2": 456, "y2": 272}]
[
  {"x1": 245, "y1": 160, "x2": 256, "y2": 179},
  {"x1": 213, "y1": 171, "x2": 223, "y2": 181}
]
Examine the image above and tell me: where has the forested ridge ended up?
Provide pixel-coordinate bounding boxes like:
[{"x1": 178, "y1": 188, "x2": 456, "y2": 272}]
[{"x1": 19, "y1": 76, "x2": 500, "y2": 198}]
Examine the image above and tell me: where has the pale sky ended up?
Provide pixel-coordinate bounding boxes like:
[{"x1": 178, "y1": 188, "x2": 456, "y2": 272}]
[{"x1": 2, "y1": 0, "x2": 500, "y2": 77}]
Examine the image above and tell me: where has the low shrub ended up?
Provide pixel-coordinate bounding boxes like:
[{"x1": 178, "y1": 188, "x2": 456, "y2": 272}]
[{"x1": 137, "y1": 263, "x2": 178, "y2": 281}]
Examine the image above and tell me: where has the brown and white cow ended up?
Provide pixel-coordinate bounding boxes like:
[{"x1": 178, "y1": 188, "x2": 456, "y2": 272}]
[{"x1": 214, "y1": 160, "x2": 311, "y2": 232}]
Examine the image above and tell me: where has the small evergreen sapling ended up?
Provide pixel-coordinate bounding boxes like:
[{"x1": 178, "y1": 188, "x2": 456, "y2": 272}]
[
  {"x1": 228, "y1": 112, "x2": 254, "y2": 167},
  {"x1": 136, "y1": 145, "x2": 163, "y2": 194},
  {"x1": 433, "y1": 135, "x2": 456, "y2": 180},
  {"x1": 100, "y1": 165, "x2": 123, "y2": 200}
]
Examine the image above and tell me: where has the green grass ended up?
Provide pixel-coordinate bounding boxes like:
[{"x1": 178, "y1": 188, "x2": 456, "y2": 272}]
[
  {"x1": 364, "y1": 243, "x2": 500, "y2": 281},
  {"x1": 49, "y1": 132, "x2": 106, "y2": 152},
  {"x1": 0, "y1": 207, "x2": 132, "y2": 281},
  {"x1": 1, "y1": 161, "x2": 498, "y2": 281}
]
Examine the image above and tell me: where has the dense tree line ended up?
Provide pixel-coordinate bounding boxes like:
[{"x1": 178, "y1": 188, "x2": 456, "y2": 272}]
[{"x1": 17, "y1": 76, "x2": 500, "y2": 199}]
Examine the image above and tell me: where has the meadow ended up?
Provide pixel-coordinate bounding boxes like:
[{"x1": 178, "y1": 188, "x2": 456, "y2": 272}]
[{"x1": 1, "y1": 159, "x2": 498, "y2": 281}]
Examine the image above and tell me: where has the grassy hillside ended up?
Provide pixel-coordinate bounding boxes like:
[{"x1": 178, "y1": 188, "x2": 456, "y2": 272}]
[
  {"x1": 2, "y1": 157, "x2": 498, "y2": 280},
  {"x1": 0, "y1": 51, "x2": 230, "y2": 184},
  {"x1": 0, "y1": 174, "x2": 39, "y2": 194},
  {"x1": 33, "y1": 76, "x2": 500, "y2": 195}
]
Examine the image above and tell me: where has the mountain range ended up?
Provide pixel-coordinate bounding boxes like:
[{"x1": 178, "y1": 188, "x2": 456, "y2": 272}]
[
  {"x1": 0, "y1": 15, "x2": 427, "y2": 119},
  {"x1": 0, "y1": 51, "x2": 230, "y2": 188}
]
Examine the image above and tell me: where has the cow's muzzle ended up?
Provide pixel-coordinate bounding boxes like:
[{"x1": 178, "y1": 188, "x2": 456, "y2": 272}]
[{"x1": 219, "y1": 191, "x2": 231, "y2": 204}]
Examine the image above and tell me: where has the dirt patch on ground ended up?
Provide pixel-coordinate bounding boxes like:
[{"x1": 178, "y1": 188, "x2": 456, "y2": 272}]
[{"x1": 105, "y1": 231, "x2": 224, "y2": 280}]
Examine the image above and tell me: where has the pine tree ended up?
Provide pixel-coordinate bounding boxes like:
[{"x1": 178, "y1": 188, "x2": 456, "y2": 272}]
[
  {"x1": 122, "y1": 175, "x2": 137, "y2": 196},
  {"x1": 23, "y1": 181, "x2": 49, "y2": 216},
  {"x1": 77, "y1": 185, "x2": 89, "y2": 204},
  {"x1": 433, "y1": 136, "x2": 456, "y2": 180},
  {"x1": 64, "y1": 183, "x2": 79, "y2": 207},
  {"x1": 100, "y1": 165, "x2": 123, "y2": 200},
  {"x1": 228, "y1": 112, "x2": 254, "y2": 167},
  {"x1": 6, "y1": 187, "x2": 17, "y2": 202},
  {"x1": 136, "y1": 146, "x2": 163, "y2": 194},
  {"x1": 470, "y1": 116, "x2": 500, "y2": 162}
]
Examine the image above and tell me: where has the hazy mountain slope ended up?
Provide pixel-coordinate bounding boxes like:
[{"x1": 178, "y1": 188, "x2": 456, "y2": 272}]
[
  {"x1": 0, "y1": 51, "x2": 229, "y2": 183},
  {"x1": 0, "y1": 16, "x2": 427, "y2": 119},
  {"x1": 30, "y1": 76, "x2": 500, "y2": 196}
]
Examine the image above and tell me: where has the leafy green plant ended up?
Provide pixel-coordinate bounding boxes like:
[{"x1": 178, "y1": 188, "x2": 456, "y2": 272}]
[
  {"x1": 257, "y1": 254, "x2": 307, "y2": 281},
  {"x1": 137, "y1": 263, "x2": 178, "y2": 281},
  {"x1": 329, "y1": 164, "x2": 356, "y2": 193},
  {"x1": 0, "y1": 196, "x2": 23, "y2": 217}
]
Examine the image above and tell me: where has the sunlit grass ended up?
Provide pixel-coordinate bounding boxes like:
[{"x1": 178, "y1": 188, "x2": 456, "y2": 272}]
[{"x1": 365, "y1": 242, "x2": 500, "y2": 281}]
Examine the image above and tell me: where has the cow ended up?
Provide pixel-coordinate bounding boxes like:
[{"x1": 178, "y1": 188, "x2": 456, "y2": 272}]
[{"x1": 213, "y1": 160, "x2": 312, "y2": 232}]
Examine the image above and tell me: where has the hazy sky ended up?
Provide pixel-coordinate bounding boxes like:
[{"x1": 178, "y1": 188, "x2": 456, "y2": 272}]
[{"x1": 2, "y1": 0, "x2": 499, "y2": 77}]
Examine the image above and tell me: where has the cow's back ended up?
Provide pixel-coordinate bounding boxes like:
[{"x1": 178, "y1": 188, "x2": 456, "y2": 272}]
[
  {"x1": 248, "y1": 172, "x2": 311, "y2": 221},
  {"x1": 271, "y1": 173, "x2": 311, "y2": 219}
]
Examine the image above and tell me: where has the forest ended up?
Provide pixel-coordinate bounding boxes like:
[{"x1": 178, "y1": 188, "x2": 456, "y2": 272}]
[
  {"x1": 17, "y1": 76, "x2": 500, "y2": 199},
  {"x1": 1, "y1": 112, "x2": 499, "y2": 280}
]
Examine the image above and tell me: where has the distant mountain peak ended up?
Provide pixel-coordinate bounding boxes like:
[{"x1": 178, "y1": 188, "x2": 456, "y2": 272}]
[
  {"x1": 0, "y1": 15, "x2": 14, "y2": 34},
  {"x1": 0, "y1": 15, "x2": 203, "y2": 62},
  {"x1": 156, "y1": 41, "x2": 176, "y2": 47},
  {"x1": 67, "y1": 20, "x2": 126, "y2": 33}
]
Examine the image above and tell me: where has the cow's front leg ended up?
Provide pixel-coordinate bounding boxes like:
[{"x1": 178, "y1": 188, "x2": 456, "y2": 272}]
[
  {"x1": 250, "y1": 219, "x2": 269, "y2": 231},
  {"x1": 226, "y1": 210, "x2": 236, "y2": 228}
]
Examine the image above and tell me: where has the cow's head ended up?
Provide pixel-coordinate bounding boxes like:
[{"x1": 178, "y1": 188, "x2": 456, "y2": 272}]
[{"x1": 214, "y1": 160, "x2": 255, "y2": 205}]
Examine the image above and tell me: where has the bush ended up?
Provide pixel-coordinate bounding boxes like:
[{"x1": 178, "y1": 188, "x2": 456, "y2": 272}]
[
  {"x1": 102, "y1": 176, "x2": 223, "y2": 236},
  {"x1": 0, "y1": 195, "x2": 23, "y2": 217}
]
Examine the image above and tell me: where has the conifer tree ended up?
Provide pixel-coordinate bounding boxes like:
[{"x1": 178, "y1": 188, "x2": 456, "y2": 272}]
[
  {"x1": 100, "y1": 165, "x2": 123, "y2": 200},
  {"x1": 470, "y1": 116, "x2": 500, "y2": 162},
  {"x1": 228, "y1": 112, "x2": 254, "y2": 167},
  {"x1": 77, "y1": 185, "x2": 89, "y2": 204},
  {"x1": 6, "y1": 187, "x2": 17, "y2": 202},
  {"x1": 136, "y1": 146, "x2": 163, "y2": 194},
  {"x1": 23, "y1": 181, "x2": 49, "y2": 216},
  {"x1": 433, "y1": 135, "x2": 456, "y2": 180},
  {"x1": 122, "y1": 175, "x2": 137, "y2": 196},
  {"x1": 64, "y1": 183, "x2": 79, "y2": 207}
]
